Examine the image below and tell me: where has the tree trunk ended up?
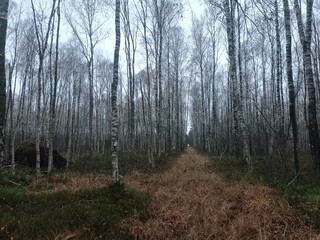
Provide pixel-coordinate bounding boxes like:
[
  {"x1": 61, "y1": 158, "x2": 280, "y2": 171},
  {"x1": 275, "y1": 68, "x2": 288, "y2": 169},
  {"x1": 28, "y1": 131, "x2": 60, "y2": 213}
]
[
  {"x1": 122, "y1": 0, "x2": 135, "y2": 154},
  {"x1": 48, "y1": 0, "x2": 60, "y2": 173},
  {"x1": 224, "y1": 0, "x2": 251, "y2": 166},
  {"x1": 283, "y1": 0, "x2": 300, "y2": 174},
  {"x1": 275, "y1": 0, "x2": 284, "y2": 144},
  {"x1": 139, "y1": 0, "x2": 154, "y2": 167},
  {"x1": 0, "y1": 0, "x2": 9, "y2": 165},
  {"x1": 294, "y1": 0, "x2": 320, "y2": 170},
  {"x1": 31, "y1": 0, "x2": 56, "y2": 176},
  {"x1": 111, "y1": 0, "x2": 121, "y2": 182},
  {"x1": 200, "y1": 57, "x2": 206, "y2": 151},
  {"x1": 157, "y1": 25, "x2": 163, "y2": 156},
  {"x1": 89, "y1": 56, "x2": 94, "y2": 152}
]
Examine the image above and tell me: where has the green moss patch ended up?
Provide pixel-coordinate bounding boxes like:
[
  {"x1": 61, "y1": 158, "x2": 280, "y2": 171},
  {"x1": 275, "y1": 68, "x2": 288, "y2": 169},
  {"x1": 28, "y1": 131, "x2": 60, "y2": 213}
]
[{"x1": 0, "y1": 183, "x2": 149, "y2": 239}]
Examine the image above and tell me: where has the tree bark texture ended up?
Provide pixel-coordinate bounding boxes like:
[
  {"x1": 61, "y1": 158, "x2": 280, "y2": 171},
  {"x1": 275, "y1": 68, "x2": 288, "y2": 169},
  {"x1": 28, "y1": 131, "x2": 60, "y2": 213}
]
[
  {"x1": 0, "y1": 0, "x2": 8, "y2": 164},
  {"x1": 294, "y1": 0, "x2": 320, "y2": 169},
  {"x1": 275, "y1": 0, "x2": 284, "y2": 143},
  {"x1": 111, "y1": 0, "x2": 121, "y2": 182},
  {"x1": 224, "y1": 0, "x2": 251, "y2": 166},
  {"x1": 283, "y1": 0, "x2": 300, "y2": 174},
  {"x1": 139, "y1": 0, "x2": 154, "y2": 167},
  {"x1": 48, "y1": 0, "x2": 60, "y2": 173},
  {"x1": 31, "y1": 0, "x2": 56, "y2": 175}
]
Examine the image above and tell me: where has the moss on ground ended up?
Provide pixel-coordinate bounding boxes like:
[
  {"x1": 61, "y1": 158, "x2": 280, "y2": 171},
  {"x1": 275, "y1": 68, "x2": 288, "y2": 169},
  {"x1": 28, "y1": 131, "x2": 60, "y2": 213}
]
[{"x1": 0, "y1": 182, "x2": 149, "y2": 239}]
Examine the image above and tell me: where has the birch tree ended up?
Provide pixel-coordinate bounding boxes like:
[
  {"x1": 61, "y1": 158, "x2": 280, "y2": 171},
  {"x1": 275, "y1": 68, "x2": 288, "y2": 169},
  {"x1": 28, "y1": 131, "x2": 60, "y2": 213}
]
[
  {"x1": 31, "y1": 0, "x2": 57, "y2": 175},
  {"x1": 121, "y1": 0, "x2": 137, "y2": 154},
  {"x1": 274, "y1": 0, "x2": 285, "y2": 144},
  {"x1": 191, "y1": 17, "x2": 207, "y2": 151},
  {"x1": 283, "y1": 0, "x2": 299, "y2": 174},
  {"x1": 47, "y1": 0, "x2": 60, "y2": 173},
  {"x1": 224, "y1": 0, "x2": 251, "y2": 166},
  {"x1": 294, "y1": 0, "x2": 320, "y2": 170},
  {"x1": 111, "y1": 0, "x2": 120, "y2": 182},
  {"x1": 64, "y1": 0, "x2": 107, "y2": 153},
  {"x1": 6, "y1": 1, "x2": 23, "y2": 173},
  {"x1": 170, "y1": 26, "x2": 186, "y2": 151},
  {"x1": 0, "y1": 0, "x2": 9, "y2": 165},
  {"x1": 206, "y1": 9, "x2": 219, "y2": 154},
  {"x1": 152, "y1": 0, "x2": 181, "y2": 156},
  {"x1": 136, "y1": 0, "x2": 154, "y2": 167}
]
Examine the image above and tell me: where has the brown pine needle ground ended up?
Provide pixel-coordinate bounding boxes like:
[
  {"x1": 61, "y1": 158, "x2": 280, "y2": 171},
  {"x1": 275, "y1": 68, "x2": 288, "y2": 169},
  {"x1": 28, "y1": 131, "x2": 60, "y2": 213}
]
[
  {"x1": 27, "y1": 172, "x2": 112, "y2": 194},
  {"x1": 125, "y1": 147, "x2": 320, "y2": 240}
]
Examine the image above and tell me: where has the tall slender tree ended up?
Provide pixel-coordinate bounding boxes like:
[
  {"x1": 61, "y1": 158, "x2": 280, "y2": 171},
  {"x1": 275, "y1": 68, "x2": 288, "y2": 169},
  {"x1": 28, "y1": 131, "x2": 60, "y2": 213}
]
[
  {"x1": 283, "y1": 0, "x2": 299, "y2": 174},
  {"x1": 192, "y1": 17, "x2": 207, "y2": 151},
  {"x1": 294, "y1": 0, "x2": 320, "y2": 169},
  {"x1": 136, "y1": 0, "x2": 154, "y2": 167},
  {"x1": 0, "y1": 0, "x2": 9, "y2": 165},
  {"x1": 224, "y1": 0, "x2": 251, "y2": 166},
  {"x1": 65, "y1": 0, "x2": 107, "y2": 153},
  {"x1": 275, "y1": 0, "x2": 284, "y2": 143},
  {"x1": 31, "y1": 0, "x2": 57, "y2": 175},
  {"x1": 121, "y1": 0, "x2": 136, "y2": 154},
  {"x1": 111, "y1": 0, "x2": 121, "y2": 182},
  {"x1": 48, "y1": 0, "x2": 61, "y2": 173}
]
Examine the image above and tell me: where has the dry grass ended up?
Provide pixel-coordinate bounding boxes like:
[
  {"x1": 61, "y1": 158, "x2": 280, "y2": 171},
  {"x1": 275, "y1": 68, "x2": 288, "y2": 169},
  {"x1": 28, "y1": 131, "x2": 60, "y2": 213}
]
[
  {"x1": 45, "y1": 230, "x2": 84, "y2": 240},
  {"x1": 125, "y1": 148, "x2": 320, "y2": 240},
  {"x1": 27, "y1": 172, "x2": 111, "y2": 194}
]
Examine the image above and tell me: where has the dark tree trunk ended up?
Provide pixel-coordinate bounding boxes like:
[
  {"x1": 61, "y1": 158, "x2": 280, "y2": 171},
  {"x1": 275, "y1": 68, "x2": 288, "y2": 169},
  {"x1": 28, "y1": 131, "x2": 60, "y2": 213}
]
[
  {"x1": 294, "y1": 0, "x2": 320, "y2": 170},
  {"x1": 0, "y1": 0, "x2": 8, "y2": 164},
  {"x1": 275, "y1": 0, "x2": 285, "y2": 143},
  {"x1": 48, "y1": 0, "x2": 61, "y2": 173}
]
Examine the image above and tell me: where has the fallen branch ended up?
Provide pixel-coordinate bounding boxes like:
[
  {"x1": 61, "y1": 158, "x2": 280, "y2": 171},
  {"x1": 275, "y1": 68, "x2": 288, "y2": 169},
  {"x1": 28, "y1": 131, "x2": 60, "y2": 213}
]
[{"x1": 7, "y1": 179, "x2": 21, "y2": 186}]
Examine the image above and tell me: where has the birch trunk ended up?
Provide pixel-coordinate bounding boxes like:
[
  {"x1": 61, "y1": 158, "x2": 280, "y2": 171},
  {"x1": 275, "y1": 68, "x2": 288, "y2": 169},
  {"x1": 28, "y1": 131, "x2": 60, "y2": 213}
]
[
  {"x1": 294, "y1": 0, "x2": 320, "y2": 169},
  {"x1": 283, "y1": 0, "x2": 300, "y2": 174},
  {"x1": 157, "y1": 24, "x2": 163, "y2": 156},
  {"x1": 224, "y1": 0, "x2": 251, "y2": 166},
  {"x1": 200, "y1": 58, "x2": 206, "y2": 151},
  {"x1": 0, "y1": 0, "x2": 8, "y2": 165},
  {"x1": 275, "y1": 0, "x2": 284, "y2": 143},
  {"x1": 31, "y1": 0, "x2": 56, "y2": 175},
  {"x1": 139, "y1": 0, "x2": 154, "y2": 167},
  {"x1": 48, "y1": 0, "x2": 60, "y2": 173},
  {"x1": 111, "y1": 0, "x2": 121, "y2": 182},
  {"x1": 122, "y1": 0, "x2": 135, "y2": 153}
]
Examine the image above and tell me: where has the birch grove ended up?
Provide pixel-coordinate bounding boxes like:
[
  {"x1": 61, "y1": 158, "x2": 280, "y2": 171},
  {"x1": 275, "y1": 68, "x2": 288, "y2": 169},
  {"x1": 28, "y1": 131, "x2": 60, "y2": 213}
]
[{"x1": 1, "y1": 0, "x2": 320, "y2": 176}]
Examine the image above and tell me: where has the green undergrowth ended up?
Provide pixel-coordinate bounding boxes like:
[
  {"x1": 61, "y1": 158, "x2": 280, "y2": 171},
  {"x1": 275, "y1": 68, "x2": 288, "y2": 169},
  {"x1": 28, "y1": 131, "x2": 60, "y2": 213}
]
[
  {"x1": 0, "y1": 182, "x2": 149, "y2": 239},
  {"x1": 211, "y1": 154, "x2": 320, "y2": 231},
  {"x1": 0, "y1": 150, "x2": 181, "y2": 239}
]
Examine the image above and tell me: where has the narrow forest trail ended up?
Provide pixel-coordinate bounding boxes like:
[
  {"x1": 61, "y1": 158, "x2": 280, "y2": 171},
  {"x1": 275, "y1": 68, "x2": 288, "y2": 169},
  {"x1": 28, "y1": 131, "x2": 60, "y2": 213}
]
[{"x1": 125, "y1": 147, "x2": 319, "y2": 240}]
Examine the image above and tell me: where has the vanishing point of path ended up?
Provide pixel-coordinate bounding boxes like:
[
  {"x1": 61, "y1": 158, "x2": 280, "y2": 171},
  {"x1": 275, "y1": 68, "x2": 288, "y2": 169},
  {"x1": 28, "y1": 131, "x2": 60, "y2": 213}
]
[{"x1": 126, "y1": 147, "x2": 319, "y2": 240}]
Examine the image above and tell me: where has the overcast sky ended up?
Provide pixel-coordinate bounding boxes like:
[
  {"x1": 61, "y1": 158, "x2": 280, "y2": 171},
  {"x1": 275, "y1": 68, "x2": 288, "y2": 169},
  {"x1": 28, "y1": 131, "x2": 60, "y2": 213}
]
[{"x1": 106, "y1": 0, "x2": 205, "y2": 69}]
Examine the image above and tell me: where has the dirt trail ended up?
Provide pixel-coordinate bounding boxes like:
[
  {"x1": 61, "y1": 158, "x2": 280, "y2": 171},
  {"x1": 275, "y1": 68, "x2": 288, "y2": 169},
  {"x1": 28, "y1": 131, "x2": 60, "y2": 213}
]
[{"x1": 125, "y1": 147, "x2": 319, "y2": 240}]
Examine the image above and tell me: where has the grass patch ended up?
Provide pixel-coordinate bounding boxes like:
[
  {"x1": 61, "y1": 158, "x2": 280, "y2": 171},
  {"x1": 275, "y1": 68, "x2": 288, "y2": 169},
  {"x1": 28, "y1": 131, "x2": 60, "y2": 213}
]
[
  {"x1": 0, "y1": 166, "x2": 35, "y2": 187},
  {"x1": 71, "y1": 151, "x2": 179, "y2": 175},
  {"x1": 279, "y1": 174, "x2": 320, "y2": 230},
  {"x1": 210, "y1": 153, "x2": 320, "y2": 231},
  {"x1": 0, "y1": 150, "x2": 180, "y2": 239},
  {"x1": 0, "y1": 182, "x2": 149, "y2": 239}
]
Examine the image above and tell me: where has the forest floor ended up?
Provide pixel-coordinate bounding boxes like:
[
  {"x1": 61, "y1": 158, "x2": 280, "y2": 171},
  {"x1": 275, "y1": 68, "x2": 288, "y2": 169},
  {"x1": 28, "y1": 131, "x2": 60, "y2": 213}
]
[
  {"x1": 2, "y1": 147, "x2": 320, "y2": 239},
  {"x1": 124, "y1": 147, "x2": 320, "y2": 239}
]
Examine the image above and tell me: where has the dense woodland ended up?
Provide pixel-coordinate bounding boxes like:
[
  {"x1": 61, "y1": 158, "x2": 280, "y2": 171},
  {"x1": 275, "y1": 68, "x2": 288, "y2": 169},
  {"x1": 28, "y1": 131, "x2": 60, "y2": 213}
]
[{"x1": 0, "y1": 0, "x2": 320, "y2": 177}]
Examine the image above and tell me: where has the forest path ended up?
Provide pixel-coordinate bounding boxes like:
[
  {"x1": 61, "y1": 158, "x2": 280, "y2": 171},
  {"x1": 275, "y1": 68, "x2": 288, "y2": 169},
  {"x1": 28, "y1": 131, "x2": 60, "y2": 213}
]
[{"x1": 125, "y1": 147, "x2": 319, "y2": 239}]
